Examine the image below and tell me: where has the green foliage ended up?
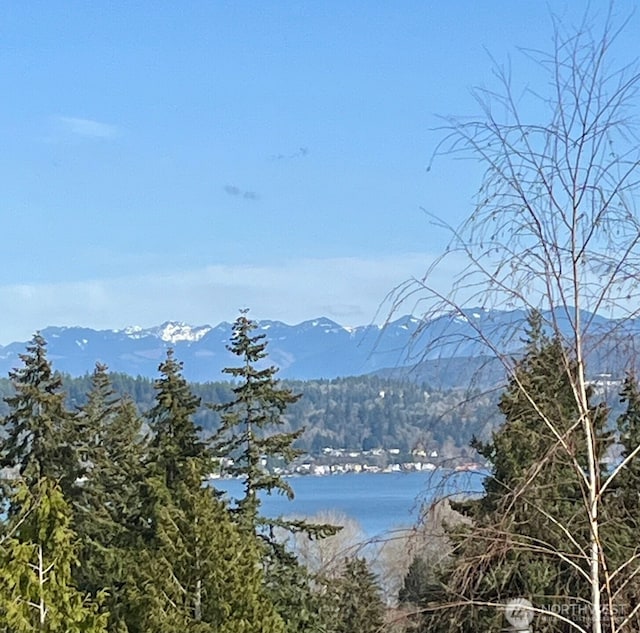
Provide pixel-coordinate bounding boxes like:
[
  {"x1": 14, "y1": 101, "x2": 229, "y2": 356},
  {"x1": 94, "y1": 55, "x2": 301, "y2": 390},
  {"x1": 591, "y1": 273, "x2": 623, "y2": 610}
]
[
  {"x1": 261, "y1": 540, "x2": 343, "y2": 633},
  {"x1": 213, "y1": 311, "x2": 303, "y2": 526},
  {"x1": 608, "y1": 372, "x2": 640, "y2": 615},
  {"x1": 147, "y1": 350, "x2": 211, "y2": 489},
  {"x1": 0, "y1": 332, "x2": 403, "y2": 633},
  {"x1": 0, "y1": 371, "x2": 500, "y2": 456},
  {"x1": 615, "y1": 372, "x2": 640, "y2": 508},
  {"x1": 0, "y1": 478, "x2": 108, "y2": 633},
  {"x1": 0, "y1": 334, "x2": 80, "y2": 502},
  {"x1": 331, "y1": 557, "x2": 385, "y2": 633},
  {"x1": 398, "y1": 557, "x2": 433, "y2": 606},
  {"x1": 423, "y1": 314, "x2": 615, "y2": 632},
  {"x1": 73, "y1": 365, "x2": 148, "y2": 632},
  {"x1": 130, "y1": 464, "x2": 285, "y2": 633}
]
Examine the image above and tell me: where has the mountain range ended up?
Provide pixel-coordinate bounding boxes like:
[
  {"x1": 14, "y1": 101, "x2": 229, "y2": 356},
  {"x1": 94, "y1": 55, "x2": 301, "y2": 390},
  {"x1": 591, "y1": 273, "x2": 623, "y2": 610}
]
[{"x1": 0, "y1": 308, "x2": 637, "y2": 385}]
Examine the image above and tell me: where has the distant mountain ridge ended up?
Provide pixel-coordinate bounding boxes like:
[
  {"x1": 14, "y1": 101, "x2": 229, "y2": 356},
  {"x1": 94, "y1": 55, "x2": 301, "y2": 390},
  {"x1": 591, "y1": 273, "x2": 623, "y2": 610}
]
[
  {"x1": 0, "y1": 308, "x2": 637, "y2": 384},
  {"x1": 0, "y1": 316, "x2": 418, "y2": 382}
]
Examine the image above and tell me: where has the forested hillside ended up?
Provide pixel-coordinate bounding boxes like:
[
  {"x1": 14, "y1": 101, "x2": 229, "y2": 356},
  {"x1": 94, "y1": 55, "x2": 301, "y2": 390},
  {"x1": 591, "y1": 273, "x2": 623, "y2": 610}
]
[
  {"x1": 0, "y1": 372, "x2": 498, "y2": 456},
  {"x1": 85, "y1": 374, "x2": 500, "y2": 455}
]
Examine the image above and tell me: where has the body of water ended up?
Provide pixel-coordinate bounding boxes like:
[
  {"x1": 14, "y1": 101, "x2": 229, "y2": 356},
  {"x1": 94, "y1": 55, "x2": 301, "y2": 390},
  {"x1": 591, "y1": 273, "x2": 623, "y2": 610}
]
[{"x1": 213, "y1": 469, "x2": 486, "y2": 536}]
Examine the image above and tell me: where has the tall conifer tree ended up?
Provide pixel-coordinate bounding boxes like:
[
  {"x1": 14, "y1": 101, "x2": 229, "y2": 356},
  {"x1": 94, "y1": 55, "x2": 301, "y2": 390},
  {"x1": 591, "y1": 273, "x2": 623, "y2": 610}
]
[
  {"x1": 0, "y1": 334, "x2": 79, "y2": 507},
  {"x1": 608, "y1": 373, "x2": 640, "y2": 616},
  {"x1": 423, "y1": 314, "x2": 614, "y2": 632},
  {"x1": 213, "y1": 310, "x2": 302, "y2": 528},
  {"x1": 147, "y1": 349, "x2": 210, "y2": 490},
  {"x1": 73, "y1": 365, "x2": 148, "y2": 632},
  {"x1": 332, "y1": 557, "x2": 385, "y2": 633},
  {"x1": 0, "y1": 478, "x2": 108, "y2": 633},
  {"x1": 130, "y1": 463, "x2": 285, "y2": 633}
]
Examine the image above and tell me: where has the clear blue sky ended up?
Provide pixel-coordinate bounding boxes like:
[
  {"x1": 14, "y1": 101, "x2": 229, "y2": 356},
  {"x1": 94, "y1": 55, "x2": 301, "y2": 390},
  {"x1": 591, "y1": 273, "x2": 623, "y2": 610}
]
[{"x1": 0, "y1": 1, "x2": 637, "y2": 343}]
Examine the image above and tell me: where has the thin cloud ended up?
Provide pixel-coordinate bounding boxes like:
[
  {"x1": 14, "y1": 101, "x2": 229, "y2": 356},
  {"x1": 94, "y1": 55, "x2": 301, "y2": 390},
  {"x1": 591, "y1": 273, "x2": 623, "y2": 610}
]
[
  {"x1": 224, "y1": 185, "x2": 260, "y2": 200},
  {"x1": 270, "y1": 146, "x2": 309, "y2": 161},
  {"x1": 56, "y1": 116, "x2": 119, "y2": 139},
  {"x1": 0, "y1": 253, "x2": 443, "y2": 344}
]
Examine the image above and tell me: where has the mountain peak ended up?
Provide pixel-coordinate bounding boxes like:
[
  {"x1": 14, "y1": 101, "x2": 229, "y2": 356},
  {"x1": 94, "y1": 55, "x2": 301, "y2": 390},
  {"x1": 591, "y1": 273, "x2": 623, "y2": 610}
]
[
  {"x1": 1, "y1": 309, "x2": 629, "y2": 385},
  {"x1": 153, "y1": 321, "x2": 212, "y2": 344}
]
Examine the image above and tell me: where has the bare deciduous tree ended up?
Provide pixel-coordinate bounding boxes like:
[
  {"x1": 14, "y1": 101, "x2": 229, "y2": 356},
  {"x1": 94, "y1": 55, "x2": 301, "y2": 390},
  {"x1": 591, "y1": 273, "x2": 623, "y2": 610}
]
[{"x1": 389, "y1": 6, "x2": 640, "y2": 633}]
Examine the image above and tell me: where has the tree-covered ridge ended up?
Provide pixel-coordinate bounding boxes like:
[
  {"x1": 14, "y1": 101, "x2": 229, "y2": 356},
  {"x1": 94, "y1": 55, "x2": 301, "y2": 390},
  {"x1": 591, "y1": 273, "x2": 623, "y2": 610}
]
[
  {"x1": 0, "y1": 372, "x2": 498, "y2": 457},
  {"x1": 35, "y1": 374, "x2": 496, "y2": 457}
]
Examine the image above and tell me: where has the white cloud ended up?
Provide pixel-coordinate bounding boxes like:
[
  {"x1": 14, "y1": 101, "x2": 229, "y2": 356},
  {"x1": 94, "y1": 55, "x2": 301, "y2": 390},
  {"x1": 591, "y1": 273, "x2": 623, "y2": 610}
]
[
  {"x1": 0, "y1": 253, "x2": 458, "y2": 344},
  {"x1": 55, "y1": 116, "x2": 119, "y2": 139}
]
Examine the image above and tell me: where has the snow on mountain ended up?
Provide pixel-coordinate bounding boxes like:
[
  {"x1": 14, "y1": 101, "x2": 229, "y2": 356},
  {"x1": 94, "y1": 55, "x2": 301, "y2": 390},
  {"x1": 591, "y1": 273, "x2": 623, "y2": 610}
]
[
  {"x1": 0, "y1": 309, "x2": 634, "y2": 385},
  {"x1": 152, "y1": 322, "x2": 212, "y2": 344}
]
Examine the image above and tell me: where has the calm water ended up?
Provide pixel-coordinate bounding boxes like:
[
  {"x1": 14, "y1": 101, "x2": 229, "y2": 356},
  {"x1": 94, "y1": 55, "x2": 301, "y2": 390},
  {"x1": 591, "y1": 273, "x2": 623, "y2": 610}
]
[{"x1": 213, "y1": 470, "x2": 486, "y2": 536}]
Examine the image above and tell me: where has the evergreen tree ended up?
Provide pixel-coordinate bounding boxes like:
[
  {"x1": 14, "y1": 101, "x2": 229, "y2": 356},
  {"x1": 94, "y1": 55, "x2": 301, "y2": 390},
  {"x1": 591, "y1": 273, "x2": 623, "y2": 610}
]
[
  {"x1": 615, "y1": 372, "x2": 640, "y2": 520},
  {"x1": 213, "y1": 310, "x2": 302, "y2": 528},
  {"x1": 398, "y1": 556, "x2": 433, "y2": 607},
  {"x1": 76, "y1": 363, "x2": 121, "y2": 469},
  {"x1": 74, "y1": 368, "x2": 148, "y2": 632},
  {"x1": 0, "y1": 477, "x2": 108, "y2": 633},
  {"x1": 0, "y1": 334, "x2": 79, "y2": 507},
  {"x1": 213, "y1": 312, "x2": 339, "y2": 630},
  {"x1": 424, "y1": 314, "x2": 614, "y2": 632},
  {"x1": 608, "y1": 372, "x2": 640, "y2": 621},
  {"x1": 332, "y1": 557, "x2": 385, "y2": 633},
  {"x1": 73, "y1": 364, "x2": 122, "y2": 598},
  {"x1": 130, "y1": 463, "x2": 285, "y2": 633},
  {"x1": 147, "y1": 350, "x2": 210, "y2": 490},
  {"x1": 263, "y1": 545, "x2": 338, "y2": 633}
]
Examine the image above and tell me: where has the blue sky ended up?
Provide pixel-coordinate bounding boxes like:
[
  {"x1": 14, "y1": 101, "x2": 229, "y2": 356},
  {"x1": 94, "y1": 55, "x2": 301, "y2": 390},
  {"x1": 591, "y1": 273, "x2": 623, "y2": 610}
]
[{"x1": 0, "y1": 1, "x2": 637, "y2": 343}]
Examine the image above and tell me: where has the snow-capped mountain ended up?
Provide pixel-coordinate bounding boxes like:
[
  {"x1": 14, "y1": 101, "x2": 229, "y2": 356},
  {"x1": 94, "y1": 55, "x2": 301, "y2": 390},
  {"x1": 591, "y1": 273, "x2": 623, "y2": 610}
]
[{"x1": 0, "y1": 309, "x2": 635, "y2": 384}]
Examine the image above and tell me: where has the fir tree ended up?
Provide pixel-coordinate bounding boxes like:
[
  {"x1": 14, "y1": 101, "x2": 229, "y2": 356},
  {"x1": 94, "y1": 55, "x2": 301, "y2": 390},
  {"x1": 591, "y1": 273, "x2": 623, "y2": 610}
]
[
  {"x1": 131, "y1": 463, "x2": 285, "y2": 633},
  {"x1": 73, "y1": 368, "x2": 147, "y2": 632},
  {"x1": 615, "y1": 372, "x2": 640, "y2": 519},
  {"x1": 425, "y1": 314, "x2": 614, "y2": 632},
  {"x1": 0, "y1": 477, "x2": 108, "y2": 633},
  {"x1": 76, "y1": 363, "x2": 121, "y2": 468},
  {"x1": 263, "y1": 545, "x2": 338, "y2": 633},
  {"x1": 147, "y1": 349, "x2": 210, "y2": 490},
  {"x1": 213, "y1": 312, "x2": 339, "y2": 630},
  {"x1": 608, "y1": 372, "x2": 640, "y2": 616},
  {"x1": 332, "y1": 557, "x2": 385, "y2": 633},
  {"x1": 0, "y1": 334, "x2": 79, "y2": 506},
  {"x1": 398, "y1": 556, "x2": 433, "y2": 607},
  {"x1": 213, "y1": 310, "x2": 302, "y2": 529}
]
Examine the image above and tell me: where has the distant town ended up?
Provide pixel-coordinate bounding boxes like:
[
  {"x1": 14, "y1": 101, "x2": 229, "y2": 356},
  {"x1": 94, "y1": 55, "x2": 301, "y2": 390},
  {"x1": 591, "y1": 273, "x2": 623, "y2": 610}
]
[{"x1": 212, "y1": 446, "x2": 484, "y2": 479}]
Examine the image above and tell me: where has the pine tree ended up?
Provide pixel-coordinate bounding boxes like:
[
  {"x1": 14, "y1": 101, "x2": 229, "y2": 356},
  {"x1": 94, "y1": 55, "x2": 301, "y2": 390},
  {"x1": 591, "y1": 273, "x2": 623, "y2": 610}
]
[
  {"x1": 607, "y1": 372, "x2": 640, "y2": 622},
  {"x1": 147, "y1": 349, "x2": 210, "y2": 490},
  {"x1": 0, "y1": 334, "x2": 80, "y2": 507},
  {"x1": 73, "y1": 367, "x2": 147, "y2": 632},
  {"x1": 398, "y1": 556, "x2": 433, "y2": 607},
  {"x1": 0, "y1": 477, "x2": 108, "y2": 633},
  {"x1": 213, "y1": 310, "x2": 302, "y2": 529},
  {"x1": 424, "y1": 314, "x2": 614, "y2": 632},
  {"x1": 130, "y1": 463, "x2": 285, "y2": 633},
  {"x1": 332, "y1": 557, "x2": 385, "y2": 633}
]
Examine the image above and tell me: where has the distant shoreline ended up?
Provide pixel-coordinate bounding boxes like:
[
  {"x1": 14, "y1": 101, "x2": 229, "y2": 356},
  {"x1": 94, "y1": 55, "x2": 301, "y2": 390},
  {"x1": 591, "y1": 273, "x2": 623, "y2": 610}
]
[{"x1": 209, "y1": 462, "x2": 487, "y2": 481}]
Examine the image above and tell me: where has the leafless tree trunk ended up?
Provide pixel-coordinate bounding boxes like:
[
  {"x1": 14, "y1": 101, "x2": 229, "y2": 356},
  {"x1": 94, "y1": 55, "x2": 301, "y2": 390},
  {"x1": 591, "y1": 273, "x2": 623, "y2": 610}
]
[{"x1": 389, "y1": 6, "x2": 640, "y2": 633}]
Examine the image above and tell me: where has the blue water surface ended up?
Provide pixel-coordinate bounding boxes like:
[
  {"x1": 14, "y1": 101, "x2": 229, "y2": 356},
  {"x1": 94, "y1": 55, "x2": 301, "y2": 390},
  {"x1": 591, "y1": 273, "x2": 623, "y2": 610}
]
[{"x1": 213, "y1": 470, "x2": 486, "y2": 536}]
